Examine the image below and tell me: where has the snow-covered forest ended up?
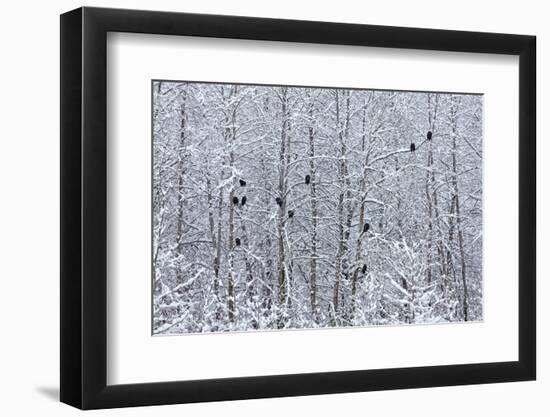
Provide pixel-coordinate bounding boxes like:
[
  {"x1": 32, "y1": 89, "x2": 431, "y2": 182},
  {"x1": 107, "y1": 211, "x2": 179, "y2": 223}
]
[{"x1": 152, "y1": 81, "x2": 483, "y2": 335}]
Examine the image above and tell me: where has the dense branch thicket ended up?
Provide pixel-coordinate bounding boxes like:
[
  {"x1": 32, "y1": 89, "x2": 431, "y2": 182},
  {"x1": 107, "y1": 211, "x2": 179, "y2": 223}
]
[{"x1": 152, "y1": 81, "x2": 483, "y2": 334}]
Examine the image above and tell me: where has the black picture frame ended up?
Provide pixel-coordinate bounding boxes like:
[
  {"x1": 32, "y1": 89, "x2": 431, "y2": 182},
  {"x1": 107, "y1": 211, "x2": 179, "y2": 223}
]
[{"x1": 60, "y1": 6, "x2": 536, "y2": 410}]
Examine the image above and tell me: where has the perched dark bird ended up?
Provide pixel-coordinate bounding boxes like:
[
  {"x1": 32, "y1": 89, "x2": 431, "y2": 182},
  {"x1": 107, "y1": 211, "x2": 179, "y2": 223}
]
[
  {"x1": 361, "y1": 264, "x2": 367, "y2": 274},
  {"x1": 288, "y1": 210, "x2": 295, "y2": 218},
  {"x1": 275, "y1": 197, "x2": 282, "y2": 206},
  {"x1": 410, "y1": 143, "x2": 416, "y2": 152},
  {"x1": 363, "y1": 223, "x2": 370, "y2": 233},
  {"x1": 241, "y1": 196, "x2": 247, "y2": 206},
  {"x1": 427, "y1": 131, "x2": 433, "y2": 140},
  {"x1": 235, "y1": 238, "x2": 241, "y2": 246},
  {"x1": 239, "y1": 179, "x2": 247, "y2": 187},
  {"x1": 232, "y1": 196, "x2": 239, "y2": 205},
  {"x1": 305, "y1": 174, "x2": 311, "y2": 184}
]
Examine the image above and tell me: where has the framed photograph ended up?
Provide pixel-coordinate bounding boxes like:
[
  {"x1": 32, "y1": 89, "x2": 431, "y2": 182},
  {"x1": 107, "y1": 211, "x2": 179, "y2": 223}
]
[{"x1": 60, "y1": 6, "x2": 536, "y2": 409}]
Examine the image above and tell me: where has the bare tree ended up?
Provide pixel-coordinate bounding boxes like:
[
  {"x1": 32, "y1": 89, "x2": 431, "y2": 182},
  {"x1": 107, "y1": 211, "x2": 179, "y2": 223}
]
[{"x1": 152, "y1": 81, "x2": 483, "y2": 334}]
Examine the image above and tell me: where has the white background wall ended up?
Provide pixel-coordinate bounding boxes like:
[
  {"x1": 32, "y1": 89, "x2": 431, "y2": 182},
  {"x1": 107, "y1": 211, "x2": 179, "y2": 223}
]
[{"x1": 0, "y1": 0, "x2": 545, "y2": 415}]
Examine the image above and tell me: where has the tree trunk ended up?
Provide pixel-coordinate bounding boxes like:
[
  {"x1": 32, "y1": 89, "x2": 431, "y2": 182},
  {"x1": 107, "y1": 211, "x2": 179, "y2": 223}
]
[
  {"x1": 176, "y1": 89, "x2": 188, "y2": 284},
  {"x1": 225, "y1": 85, "x2": 239, "y2": 323},
  {"x1": 206, "y1": 176, "x2": 223, "y2": 325},
  {"x1": 307, "y1": 91, "x2": 319, "y2": 323},
  {"x1": 332, "y1": 90, "x2": 351, "y2": 325},
  {"x1": 351, "y1": 103, "x2": 369, "y2": 318},
  {"x1": 450, "y1": 97, "x2": 469, "y2": 321},
  {"x1": 277, "y1": 87, "x2": 290, "y2": 328}
]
